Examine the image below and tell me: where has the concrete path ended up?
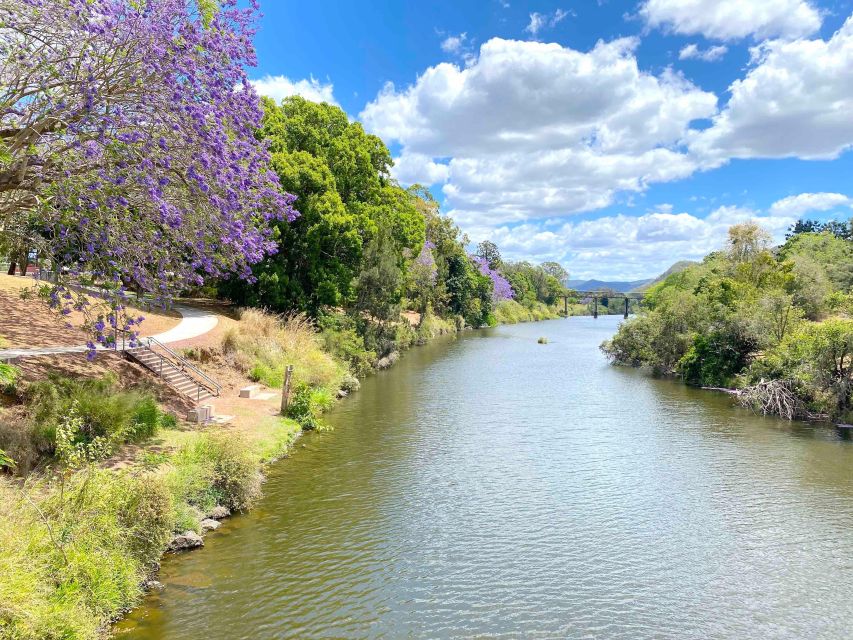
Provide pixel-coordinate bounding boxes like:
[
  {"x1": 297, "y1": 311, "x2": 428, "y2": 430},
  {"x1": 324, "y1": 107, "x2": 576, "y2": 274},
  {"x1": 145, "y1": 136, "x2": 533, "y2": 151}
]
[{"x1": 0, "y1": 304, "x2": 219, "y2": 361}]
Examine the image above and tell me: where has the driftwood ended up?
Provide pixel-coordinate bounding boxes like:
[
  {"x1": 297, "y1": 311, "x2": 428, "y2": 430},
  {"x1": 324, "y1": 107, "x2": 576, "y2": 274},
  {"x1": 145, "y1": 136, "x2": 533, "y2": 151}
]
[{"x1": 737, "y1": 379, "x2": 803, "y2": 421}]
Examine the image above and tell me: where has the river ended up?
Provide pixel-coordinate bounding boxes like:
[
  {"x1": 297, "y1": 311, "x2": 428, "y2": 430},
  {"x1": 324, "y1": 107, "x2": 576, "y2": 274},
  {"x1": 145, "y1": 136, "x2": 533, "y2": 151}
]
[{"x1": 116, "y1": 316, "x2": 853, "y2": 639}]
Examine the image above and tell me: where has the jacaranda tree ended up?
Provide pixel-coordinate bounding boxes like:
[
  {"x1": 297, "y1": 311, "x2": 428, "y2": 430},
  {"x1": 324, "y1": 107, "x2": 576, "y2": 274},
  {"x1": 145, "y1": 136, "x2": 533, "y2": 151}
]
[{"x1": 0, "y1": 0, "x2": 294, "y2": 346}]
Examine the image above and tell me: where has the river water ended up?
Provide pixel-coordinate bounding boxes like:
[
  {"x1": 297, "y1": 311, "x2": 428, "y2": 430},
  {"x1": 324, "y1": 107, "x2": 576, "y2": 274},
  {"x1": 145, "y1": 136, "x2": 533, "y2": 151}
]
[{"x1": 117, "y1": 316, "x2": 853, "y2": 639}]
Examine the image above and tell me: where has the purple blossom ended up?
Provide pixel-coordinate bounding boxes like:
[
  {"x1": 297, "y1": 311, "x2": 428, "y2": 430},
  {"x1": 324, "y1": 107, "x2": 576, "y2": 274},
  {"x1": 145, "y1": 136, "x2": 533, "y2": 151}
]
[
  {"x1": 472, "y1": 256, "x2": 514, "y2": 302},
  {"x1": 4, "y1": 0, "x2": 299, "y2": 349}
]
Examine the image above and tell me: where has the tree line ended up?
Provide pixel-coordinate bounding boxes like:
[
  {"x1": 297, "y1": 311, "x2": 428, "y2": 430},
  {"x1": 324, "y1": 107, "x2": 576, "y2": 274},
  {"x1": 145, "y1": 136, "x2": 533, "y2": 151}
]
[{"x1": 603, "y1": 220, "x2": 853, "y2": 422}]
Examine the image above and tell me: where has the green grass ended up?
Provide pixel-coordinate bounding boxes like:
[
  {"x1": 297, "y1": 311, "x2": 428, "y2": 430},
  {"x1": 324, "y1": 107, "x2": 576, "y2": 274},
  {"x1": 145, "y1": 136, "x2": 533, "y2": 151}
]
[{"x1": 494, "y1": 300, "x2": 561, "y2": 324}]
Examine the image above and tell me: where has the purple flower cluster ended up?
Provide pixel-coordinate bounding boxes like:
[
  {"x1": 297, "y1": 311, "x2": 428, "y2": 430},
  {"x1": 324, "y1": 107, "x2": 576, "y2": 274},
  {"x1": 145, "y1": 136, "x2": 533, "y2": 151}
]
[
  {"x1": 414, "y1": 242, "x2": 437, "y2": 285},
  {"x1": 472, "y1": 256, "x2": 514, "y2": 302},
  {"x1": 2, "y1": 0, "x2": 297, "y2": 346}
]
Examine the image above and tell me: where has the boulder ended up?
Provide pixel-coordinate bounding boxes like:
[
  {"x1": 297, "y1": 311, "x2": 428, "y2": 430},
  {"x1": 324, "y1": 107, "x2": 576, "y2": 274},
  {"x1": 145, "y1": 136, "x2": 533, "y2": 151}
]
[
  {"x1": 169, "y1": 530, "x2": 204, "y2": 551},
  {"x1": 200, "y1": 518, "x2": 221, "y2": 532},
  {"x1": 209, "y1": 505, "x2": 231, "y2": 520}
]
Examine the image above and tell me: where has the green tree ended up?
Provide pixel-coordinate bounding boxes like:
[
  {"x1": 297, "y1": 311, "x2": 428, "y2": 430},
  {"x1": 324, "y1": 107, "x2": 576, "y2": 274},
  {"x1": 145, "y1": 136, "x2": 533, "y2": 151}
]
[
  {"x1": 226, "y1": 97, "x2": 423, "y2": 314},
  {"x1": 475, "y1": 240, "x2": 502, "y2": 270}
]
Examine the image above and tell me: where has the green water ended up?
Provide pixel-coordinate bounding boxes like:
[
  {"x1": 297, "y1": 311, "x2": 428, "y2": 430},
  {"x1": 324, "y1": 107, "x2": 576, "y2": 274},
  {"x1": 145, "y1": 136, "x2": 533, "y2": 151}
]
[{"x1": 117, "y1": 316, "x2": 853, "y2": 639}]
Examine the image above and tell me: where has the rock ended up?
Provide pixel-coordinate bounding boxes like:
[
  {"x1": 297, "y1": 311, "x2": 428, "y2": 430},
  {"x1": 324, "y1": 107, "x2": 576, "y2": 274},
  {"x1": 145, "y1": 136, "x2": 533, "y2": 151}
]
[
  {"x1": 376, "y1": 351, "x2": 399, "y2": 369},
  {"x1": 209, "y1": 505, "x2": 231, "y2": 520},
  {"x1": 143, "y1": 579, "x2": 164, "y2": 591},
  {"x1": 200, "y1": 518, "x2": 221, "y2": 532},
  {"x1": 169, "y1": 530, "x2": 204, "y2": 551},
  {"x1": 336, "y1": 389, "x2": 348, "y2": 398}
]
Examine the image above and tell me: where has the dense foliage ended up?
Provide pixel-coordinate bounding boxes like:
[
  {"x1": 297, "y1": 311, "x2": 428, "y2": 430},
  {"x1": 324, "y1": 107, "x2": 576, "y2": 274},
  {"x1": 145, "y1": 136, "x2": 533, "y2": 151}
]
[{"x1": 602, "y1": 220, "x2": 853, "y2": 421}]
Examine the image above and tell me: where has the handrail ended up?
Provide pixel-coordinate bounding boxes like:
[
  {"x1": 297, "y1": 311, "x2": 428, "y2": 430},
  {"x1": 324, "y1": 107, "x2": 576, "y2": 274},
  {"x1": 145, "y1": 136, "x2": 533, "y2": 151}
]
[{"x1": 141, "y1": 336, "x2": 222, "y2": 397}]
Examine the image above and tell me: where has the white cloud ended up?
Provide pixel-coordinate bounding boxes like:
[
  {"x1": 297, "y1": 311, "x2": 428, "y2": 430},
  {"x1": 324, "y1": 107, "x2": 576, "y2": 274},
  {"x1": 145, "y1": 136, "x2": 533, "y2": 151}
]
[
  {"x1": 525, "y1": 9, "x2": 570, "y2": 38},
  {"x1": 360, "y1": 36, "x2": 716, "y2": 219},
  {"x1": 679, "y1": 43, "x2": 728, "y2": 62},
  {"x1": 640, "y1": 0, "x2": 822, "y2": 41},
  {"x1": 474, "y1": 205, "x2": 798, "y2": 280},
  {"x1": 391, "y1": 153, "x2": 450, "y2": 185},
  {"x1": 250, "y1": 75, "x2": 338, "y2": 106},
  {"x1": 441, "y1": 33, "x2": 468, "y2": 54},
  {"x1": 691, "y1": 16, "x2": 853, "y2": 162},
  {"x1": 769, "y1": 192, "x2": 852, "y2": 218}
]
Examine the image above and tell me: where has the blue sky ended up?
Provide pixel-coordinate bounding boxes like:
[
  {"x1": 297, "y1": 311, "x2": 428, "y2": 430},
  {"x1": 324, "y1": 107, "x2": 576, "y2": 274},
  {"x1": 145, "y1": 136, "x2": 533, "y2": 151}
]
[{"x1": 248, "y1": 0, "x2": 853, "y2": 279}]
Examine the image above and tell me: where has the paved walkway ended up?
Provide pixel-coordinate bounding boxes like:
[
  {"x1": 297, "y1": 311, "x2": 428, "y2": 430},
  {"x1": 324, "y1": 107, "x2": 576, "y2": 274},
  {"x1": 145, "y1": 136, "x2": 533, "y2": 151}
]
[{"x1": 0, "y1": 304, "x2": 219, "y2": 361}]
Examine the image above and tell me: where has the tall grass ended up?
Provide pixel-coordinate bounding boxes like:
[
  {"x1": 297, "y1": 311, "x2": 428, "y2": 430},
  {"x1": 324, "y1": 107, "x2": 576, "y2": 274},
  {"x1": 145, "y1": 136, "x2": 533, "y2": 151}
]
[
  {"x1": 0, "y1": 470, "x2": 172, "y2": 639},
  {"x1": 0, "y1": 375, "x2": 171, "y2": 475},
  {"x1": 223, "y1": 309, "x2": 346, "y2": 392},
  {"x1": 494, "y1": 300, "x2": 561, "y2": 324},
  {"x1": 0, "y1": 430, "x2": 265, "y2": 639}
]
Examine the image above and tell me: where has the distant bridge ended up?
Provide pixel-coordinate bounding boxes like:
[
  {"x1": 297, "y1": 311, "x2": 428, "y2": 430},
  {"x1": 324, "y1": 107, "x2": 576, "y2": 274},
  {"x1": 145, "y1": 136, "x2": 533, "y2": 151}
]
[{"x1": 560, "y1": 290, "x2": 645, "y2": 319}]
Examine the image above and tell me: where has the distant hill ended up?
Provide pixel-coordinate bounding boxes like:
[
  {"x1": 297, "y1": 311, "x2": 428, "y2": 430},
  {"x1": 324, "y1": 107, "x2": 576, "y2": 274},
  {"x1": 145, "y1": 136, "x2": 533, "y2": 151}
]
[
  {"x1": 566, "y1": 278, "x2": 653, "y2": 293},
  {"x1": 633, "y1": 260, "x2": 697, "y2": 292}
]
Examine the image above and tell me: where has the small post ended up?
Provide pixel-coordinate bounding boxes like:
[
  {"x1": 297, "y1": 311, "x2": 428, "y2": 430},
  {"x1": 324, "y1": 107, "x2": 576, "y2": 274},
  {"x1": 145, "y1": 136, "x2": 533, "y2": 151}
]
[
  {"x1": 593, "y1": 296, "x2": 599, "y2": 319},
  {"x1": 280, "y1": 364, "x2": 294, "y2": 414},
  {"x1": 563, "y1": 295, "x2": 568, "y2": 317},
  {"x1": 624, "y1": 296, "x2": 629, "y2": 319}
]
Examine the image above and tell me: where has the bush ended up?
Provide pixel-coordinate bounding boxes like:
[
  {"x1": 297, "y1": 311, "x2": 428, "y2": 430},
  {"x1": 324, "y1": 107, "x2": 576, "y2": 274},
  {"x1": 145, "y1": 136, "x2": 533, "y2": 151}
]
[
  {"x1": 286, "y1": 383, "x2": 334, "y2": 431},
  {"x1": 167, "y1": 433, "x2": 261, "y2": 515},
  {"x1": 677, "y1": 327, "x2": 757, "y2": 388},
  {"x1": 494, "y1": 299, "x2": 560, "y2": 324},
  {"x1": 416, "y1": 309, "x2": 456, "y2": 340},
  {"x1": 747, "y1": 319, "x2": 853, "y2": 419},
  {"x1": 0, "y1": 363, "x2": 18, "y2": 392},
  {"x1": 318, "y1": 313, "x2": 376, "y2": 377}
]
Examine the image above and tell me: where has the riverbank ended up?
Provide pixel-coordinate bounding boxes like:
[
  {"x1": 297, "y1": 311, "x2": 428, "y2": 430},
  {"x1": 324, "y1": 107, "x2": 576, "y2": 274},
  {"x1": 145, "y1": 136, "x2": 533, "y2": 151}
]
[{"x1": 0, "y1": 302, "x2": 563, "y2": 639}]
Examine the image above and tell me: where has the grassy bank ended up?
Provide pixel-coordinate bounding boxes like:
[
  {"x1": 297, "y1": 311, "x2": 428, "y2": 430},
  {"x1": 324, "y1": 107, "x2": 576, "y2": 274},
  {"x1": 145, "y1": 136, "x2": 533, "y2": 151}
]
[{"x1": 493, "y1": 299, "x2": 562, "y2": 324}]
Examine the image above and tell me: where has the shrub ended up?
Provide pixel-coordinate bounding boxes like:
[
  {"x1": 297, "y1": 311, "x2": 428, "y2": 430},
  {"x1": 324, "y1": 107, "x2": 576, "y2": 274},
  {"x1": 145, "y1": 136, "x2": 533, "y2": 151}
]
[
  {"x1": 747, "y1": 319, "x2": 853, "y2": 419},
  {"x1": 677, "y1": 328, "x2": 757, "y2": 388},
  {"x1": 168, "y1": 433, "x2": 261, "y2": 514},
  {"x1": 416, "y1": 309, "x2": 455, "y2": 340},
  {"x1": 318, "y1": 313, "x2": 376, "y2": 377},
  {"x1": 3, "y1": 376, "x2": 168, "y2": 470},
  {"x1": 0, "y1": 363, "x2": 18, "y2": 392},
  {"x1": 286, "y1": 383, "x2": 334, "y2": 431}
]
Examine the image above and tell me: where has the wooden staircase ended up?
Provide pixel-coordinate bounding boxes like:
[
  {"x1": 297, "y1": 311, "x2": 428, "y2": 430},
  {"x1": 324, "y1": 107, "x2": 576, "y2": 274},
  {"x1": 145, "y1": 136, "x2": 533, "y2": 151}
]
[{"x1": 125, "y1": 337, "x2": 221, "y2": 405}]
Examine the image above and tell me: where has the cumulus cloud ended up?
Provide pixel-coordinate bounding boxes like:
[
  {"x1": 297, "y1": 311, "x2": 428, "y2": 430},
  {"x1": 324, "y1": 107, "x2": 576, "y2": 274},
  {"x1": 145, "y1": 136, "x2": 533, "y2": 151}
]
[
  {"x1": 250, "y1": 75, "x2": 338, "y2": 106},
  {"x1": 391, "y1": 153, "x2": 450, "y2": 185},
  {"x1": 640, "y1": 0, "x2": 822, "y2": 41},
  {"x1": 679, "y1": 43, "x2": 728, "y2": 61},
  {"x1": 691, "y1": 17, "x2": 853, "y2": 162},
  {"x1": 472, "y1": 205, "x2": 798, "y2": 280},
  {"x1": 769, "y1": 192, "x2": 852, "y2": 218},
  {"x1": 360, "y1": 36, "x2": 716, "y2": 220},
  {"x1": 524, "y1": 9, "x2": 570, "y2": 38}
]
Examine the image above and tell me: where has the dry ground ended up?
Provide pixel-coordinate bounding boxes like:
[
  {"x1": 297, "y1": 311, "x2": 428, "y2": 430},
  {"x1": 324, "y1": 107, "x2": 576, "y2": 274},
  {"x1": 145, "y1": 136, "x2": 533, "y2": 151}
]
[{"x1": 0, "y1": 274, "x2": 181, "y2": 347}]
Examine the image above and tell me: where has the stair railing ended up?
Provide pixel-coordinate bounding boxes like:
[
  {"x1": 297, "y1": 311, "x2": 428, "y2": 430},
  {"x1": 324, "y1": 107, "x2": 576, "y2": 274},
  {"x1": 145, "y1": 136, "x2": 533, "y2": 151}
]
[{"x1": 140, "y1": 336, "x2": 222, "y2": 398}]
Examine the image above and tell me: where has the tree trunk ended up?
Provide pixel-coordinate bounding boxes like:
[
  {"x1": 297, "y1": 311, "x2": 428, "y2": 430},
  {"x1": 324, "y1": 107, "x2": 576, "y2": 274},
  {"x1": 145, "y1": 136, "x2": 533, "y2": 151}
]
[{"x1": 7, "y1": 261, "x2": 16, "y2": 275}]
